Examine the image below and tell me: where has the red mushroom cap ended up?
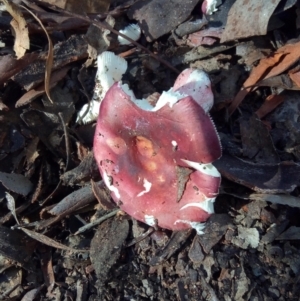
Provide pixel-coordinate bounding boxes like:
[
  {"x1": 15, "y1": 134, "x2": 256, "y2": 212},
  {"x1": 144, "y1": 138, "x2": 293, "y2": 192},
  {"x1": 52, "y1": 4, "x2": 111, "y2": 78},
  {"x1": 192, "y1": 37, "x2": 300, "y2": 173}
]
[
  {"x1": 172, "y1": 68, "x2": 214, "y2": 112},
  {"x1": 94, "y1": 69, "x2": 221, "y2": 232}
]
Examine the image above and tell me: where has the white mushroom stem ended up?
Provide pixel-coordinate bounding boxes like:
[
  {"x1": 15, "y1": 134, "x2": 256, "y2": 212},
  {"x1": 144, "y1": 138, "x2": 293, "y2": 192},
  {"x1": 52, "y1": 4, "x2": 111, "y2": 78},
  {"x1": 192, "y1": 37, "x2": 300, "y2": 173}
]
[{"x1": 76, "y1": 52, "x2": 127, "y2": 124}]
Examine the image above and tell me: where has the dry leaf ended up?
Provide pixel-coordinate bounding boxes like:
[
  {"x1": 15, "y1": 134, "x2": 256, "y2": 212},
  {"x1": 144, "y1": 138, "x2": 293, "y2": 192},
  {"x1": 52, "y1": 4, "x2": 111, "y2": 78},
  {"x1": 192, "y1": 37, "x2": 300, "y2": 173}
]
[
  {"x1": 15, "y1": 67, "x2": 70, "y2": 107},
  {"x1": 49, "y1": 185, "x2": 96, "y2": 216},
  {"x1": 229, "y1": 40, "x2": 300, "y2": 115},
  {"x1": 0, "y1": 53, "x2": 39, "y2": 85},
  {"x1": 20, "y1": 287, "x2": 42, "y2": 301},
  {"x1": 243, "y1": 53, "x2": 285, "y2": 88},
  {"x1": 215, "y1": 153, "x2": 300, "y2": 193},
  {"x1": 256, "y1": 74, "x2": 295, "y2": 90},
  {"x1": 186, "y1": 27, "x2": 223, "y2": 47},
  {"x1": 229, "y1": 52, "x2": 284, "y2": 115},
  {"x1": 2, "y1": 0, "x2": 29, "y2": 59},
  {"x1": 25, "y1": 137, "x2": 40, "y2": 166},
  {"x1": 263, "y1": 41, "x2": 300, "y2": 79},
  {"x1": 39, "y1": 249, "x2": 55, "y2": 288},
  {"x1": 127, "y1": 0, "x2": 199, "y2": 42},
  {"x1": 0, "y1": 98, "x2": 9, "y2": 111},
  {"x1": 0, "y1": 171, "x2": 33, "y2": 196},
  {"x1": 255, "y1": 94, "x2": 284, "y2": 119},
  {"x1": 6, "y1": 192, "x2": 20, "y2": 225},
  {"x1": 91, "y1": 180, "x2": 115, "y2": 210},
  {"x1": 21, "y1": 5, "x2": 54, "y2": 104},
  {"x1": 221, "y1": 0, "x2": 281, "y2": 43},
  {"x1": 288, "y1": 68, "x2": 300, "y2": 88}
]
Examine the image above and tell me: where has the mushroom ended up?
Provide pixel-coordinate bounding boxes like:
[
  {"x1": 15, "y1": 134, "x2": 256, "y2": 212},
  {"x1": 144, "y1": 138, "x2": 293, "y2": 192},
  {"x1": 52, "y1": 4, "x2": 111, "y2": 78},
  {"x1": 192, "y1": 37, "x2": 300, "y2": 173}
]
[
  {"x1": 77, "y1": 52, "x2": 128, "y2": 124},
  {"x1": 118, "y1": 24, "x2": 141, "y2": 45},
  {"x1": 201, "y1": 0, "x2": 219, "y2": 15},
  {"x1": 94, "y1": 67, "x2": 221, "y2": 233}
]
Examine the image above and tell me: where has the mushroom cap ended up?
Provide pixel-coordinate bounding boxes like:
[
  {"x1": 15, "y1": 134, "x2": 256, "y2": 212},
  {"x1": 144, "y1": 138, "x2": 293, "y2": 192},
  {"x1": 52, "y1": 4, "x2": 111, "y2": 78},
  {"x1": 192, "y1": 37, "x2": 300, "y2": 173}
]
[
  {"x1": 94, "y1": 80, "x2": 221, "y2": 231},
  {"x1": 172, "y1": 68, "x2": 214, "y2": 112}
]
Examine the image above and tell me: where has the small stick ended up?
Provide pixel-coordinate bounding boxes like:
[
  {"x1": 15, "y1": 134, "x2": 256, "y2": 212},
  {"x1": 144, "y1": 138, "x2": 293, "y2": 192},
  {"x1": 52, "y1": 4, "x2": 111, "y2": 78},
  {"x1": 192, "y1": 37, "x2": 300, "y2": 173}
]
[
  {"x1": 58, "y1": 112, "x2": 70, "y2": 171},
  {"x1": 74, "y1": 209, "x2": 120, "y2": 235}
]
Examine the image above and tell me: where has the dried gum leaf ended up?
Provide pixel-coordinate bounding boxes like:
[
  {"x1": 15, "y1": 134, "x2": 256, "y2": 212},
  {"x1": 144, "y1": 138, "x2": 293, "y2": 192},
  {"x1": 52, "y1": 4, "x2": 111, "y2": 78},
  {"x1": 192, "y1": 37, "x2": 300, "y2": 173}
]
[
  {"x1": 21, "y1": 5, "x2": 54, "y2": 104},
  {"x1": 6, "y1": 192, "x2": 19, "y2": 225},
  {"x1": 229, "y1": 52, "x2": 285, "y2": 115},
  {"x1": 0, "y1": 171, "x2": 33, "y2": 196},
  {"x1": 288, "y1": 69, "x2": 300, "y2": 88},
  {"x1": 3, "y1": 0, "x2": 29, "y2": 59},
  {"x1": 221, "y1": 0, "x2": 281, "y2": 43},
  {"x1": 255, "y1": 94, "x2": 284, "y2": 119},
  {"x1": 229, "y1": 40, "x2": 300, "y2": 115},
  {"x1": 25, "y1": 137, "x2": 40, "y2": 165}
]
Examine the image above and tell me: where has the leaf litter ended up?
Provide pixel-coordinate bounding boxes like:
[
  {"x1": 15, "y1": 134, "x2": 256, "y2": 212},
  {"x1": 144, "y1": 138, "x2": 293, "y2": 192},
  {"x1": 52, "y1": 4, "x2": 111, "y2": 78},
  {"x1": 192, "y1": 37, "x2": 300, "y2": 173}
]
[{"x1": 0, "y1": 0, "x2": 300, "y2": 300}]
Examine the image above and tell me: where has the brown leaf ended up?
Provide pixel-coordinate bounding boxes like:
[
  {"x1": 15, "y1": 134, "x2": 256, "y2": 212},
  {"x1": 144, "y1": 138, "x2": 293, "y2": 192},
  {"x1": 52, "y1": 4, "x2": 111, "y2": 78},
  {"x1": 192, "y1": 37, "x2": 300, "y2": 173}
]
[
  {"x1": 30, "y1": 166, "x2": 44, "y2": 204},
  {"x1": 221, "y1": 0, "x2": 281, "y2": 43},
  {"x1": 25, "y1": 137, "x2": 40, "y2": 166},
  {"x1": 39, "y1": 248, "x2": 55, "y2": 288},
  {"x1": 0, "y1": 53, "x2": 39, "y2": 86},
  {"x1": 288, "y1": 68, "x2": 300, "y2": 88},
  {"x1": 15, "y1": 67, "x2": 70, "y2": 107},
  {"x1": 228, "y1": 52, "x2": 285, "y2": 115},
  {"x1": 12, "y1": 35, "x2": 88, "y2": 90},
  {"x1": 243, "y1": 53, "x2": 286, "y2": 88},
  {"x1": 229, "y1": 40, "x2": 300, "y2": 115},
  {"x1": 256, "y1": 74, "x2": 295, "y2": 90},
  {"x1": 21, "y1": 5, "x2": 54, "y2": 104},
  {"x1": 255, "y1": 94, "x2": 285, "y2": 119},
  {"x1": 263, "y1": 42, "x2": 300, "y2": 79},
  {"x1": 3, "y1": 0, "x2": 29, "y2": 59}
]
